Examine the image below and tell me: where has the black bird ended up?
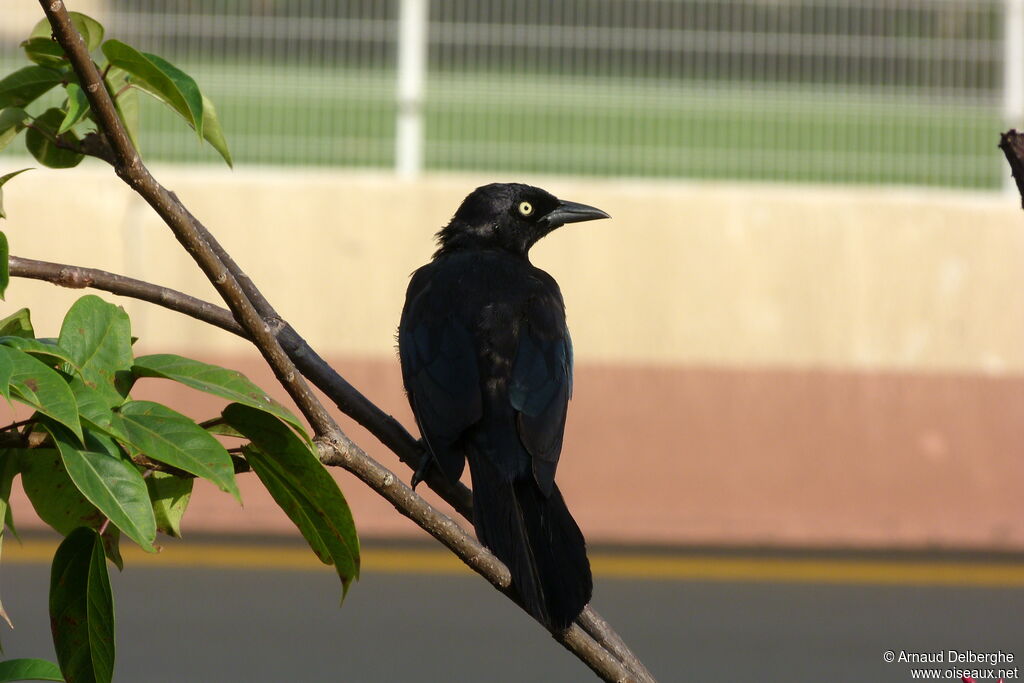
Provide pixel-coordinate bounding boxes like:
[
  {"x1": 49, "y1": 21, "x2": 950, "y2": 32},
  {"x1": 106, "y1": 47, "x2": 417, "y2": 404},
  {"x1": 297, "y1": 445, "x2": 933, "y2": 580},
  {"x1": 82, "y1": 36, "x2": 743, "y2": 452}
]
[{"x1": 398, "y1": 183, "x2": 609, "y2": 631}]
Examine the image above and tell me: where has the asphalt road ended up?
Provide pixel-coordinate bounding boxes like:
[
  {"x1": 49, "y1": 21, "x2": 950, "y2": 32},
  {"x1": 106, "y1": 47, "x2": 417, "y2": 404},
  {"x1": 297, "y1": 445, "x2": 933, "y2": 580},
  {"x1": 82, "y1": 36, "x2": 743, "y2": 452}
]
[{"x1": 3, "y1": 539, "x2": 1023, "y2": 682}]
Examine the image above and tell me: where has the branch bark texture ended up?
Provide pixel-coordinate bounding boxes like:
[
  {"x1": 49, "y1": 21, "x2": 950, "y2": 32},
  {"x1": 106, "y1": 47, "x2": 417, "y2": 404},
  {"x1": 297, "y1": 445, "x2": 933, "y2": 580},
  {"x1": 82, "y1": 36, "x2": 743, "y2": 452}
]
[{"x1": 33, "y1": 4, "x2": 655, "y2": 681}]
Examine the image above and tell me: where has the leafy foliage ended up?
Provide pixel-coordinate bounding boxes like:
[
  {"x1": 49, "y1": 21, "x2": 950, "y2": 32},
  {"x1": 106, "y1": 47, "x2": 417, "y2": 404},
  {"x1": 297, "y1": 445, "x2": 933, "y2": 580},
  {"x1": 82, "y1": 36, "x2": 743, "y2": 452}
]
[
  {"x1": 28, "y1": 12, "x2": 105, "y2": 54},
  {"x1": 0, "y1": 658, "x2": 63, "y2": 682},
  {"x1": 101, "y1": 42, "x2": 203, "y2": 140},
  {"x1": 146, "y1": 471, "x2": 192, "y2": 538},
  {"x1": 133, "y1": 354, "x2": 306, "y2": 439},
  {"x1": 0, "y1": 11, "x2": 360, "y2": 683},
  {"x1": 0, "y1": 309, "x2": 33, "y2": 339},
  {"x1": 58, "y1": 83, "x2": 89, "y2": 135},
  {"x1": 1, "y1": 344, "x2": 83, "y2": 440},
  {"x1": 49, "y1": 528, "x2": 114, "y2": 683},
  {"x1": 115, "y1": 401, "x2": 239, "y2": 500},
  {"x1": 45, "y1": 422, "x2": 157, "y2": 553},
  {"x1": 0, "y1": 295, "x2": 316, "y2": 553},
  {"x1": 25, "y1": 108, "x2": 84, "y2": 168},
  {"x1": 0, "y1": 66, "x2": 62, "y2": 110},
  {"x1": 0, "y1": 11, "x2": 231, "y2": 168},
  {"x1": 0, "y1": 450, "x2": 18, "y2": 630},
  {"x1": 102, "y1": 67, "x2": 139, "y2": 151},
  {"x1": 18, "y1": 447, "x2": 124, "y2": 568},
  {"x1": 0, "y1": 112, "x2": 30, "y2": 156},
  {"x1": 225, "y1": 404, "x2": 360, "y2": 601},
  {"x1": 0, "y1": 294, "x2": 345, "y2": 681}
]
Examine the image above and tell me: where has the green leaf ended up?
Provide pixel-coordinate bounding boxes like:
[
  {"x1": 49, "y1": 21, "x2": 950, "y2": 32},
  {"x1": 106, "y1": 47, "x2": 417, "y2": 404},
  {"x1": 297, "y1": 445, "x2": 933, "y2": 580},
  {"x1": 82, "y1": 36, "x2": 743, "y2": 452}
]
[
  {"x1": 0, "y1": 450, "x2": 18, "y2": 539},
  {"x1": 0, "y1": 658, "x2": 64, "y2": 682},
  {"x1": 0, "y1": 167, "x2": 32, "y2": 220},
  {"x1": 44, "y1": 423, "x2": 156, "y2": 553},
  {"x1": 49, "y1": 528, "x2": 114, "y2": 683},
  {"x1": 68, "y1": 382, "x2": 125, "y2": 442},
  {"x1": 58, "y1": 83, "x2": 89, "y2": 135},
  {"x1": 0, "y1": 450, "x2": 20, "y2": 630},
  {"x1": 133, "y1": 354, "x2": 307, "y2": 439},
  {"x1": 0, "y1": 233, "x2": 6, "y2": 300},
  {"x1": 0, "y1": 66, "x2": 62, "y2": 110},
  {"x1": 58, "y1": 296, "x2": 133, "y2": 410},
  {"x1": 25, "y1": 109, "x2": 84, "y2": 170},
  {"x1": 103, "y1": 69, "x2": 138, "y2": 152},
  {"x1": 18, "y1": 448, "x2": 123, "y2": 569},
  {"x1": 19, "y1": 448, "x2": 102, "y2": 530},
  {"x1": 0, "y1": 308, "x2": 32, "y2": 338},
  {"x1": 146, "y1": 472, "x2": 192, "y2": 538},
  {"x1": 16, "y1": 446, "x2": 121, "y2": 569},
  {"x1": 0, "y1": 109, "x2": 31, "y2": 155},
  {"x1": 29, "y1": 12, "x2": 105, "y2": 53},
  {"x1": 0, "y1": 346, "x2": 81, "y2": 441},
  {"x1": 114, "y1": 401, "x2": 239, "y2": 501},
  {"x1": 72, "y1": 13, "x2": 106, "y2": 52},
  {"x1": 200, "y1": 94, "x2": 232, "y2": 167},
  {"x1": 101, "y1": 41, "x2": 202, "y2": 139},
  {"x1": 224, "y1": 403, "x2": 359, "y2": 601},
  {"x1": 140, "y1": 52, "x2": 204, "y2": 140},
  {"x1": 0, "y1": 348, "x2": 11, "y2": 401},
  {"x1": 202, "y1": 419, "x2": 245, "y2": 439},
  {"x1": 3, "y1": 506, "x2": 14, "y2": 542},
  {"x1": 0, "y1": 337, "x2": 78, "y2": 372},
  {"x1": 21, "y1": 37, "x2": 66, "y2": 68}
]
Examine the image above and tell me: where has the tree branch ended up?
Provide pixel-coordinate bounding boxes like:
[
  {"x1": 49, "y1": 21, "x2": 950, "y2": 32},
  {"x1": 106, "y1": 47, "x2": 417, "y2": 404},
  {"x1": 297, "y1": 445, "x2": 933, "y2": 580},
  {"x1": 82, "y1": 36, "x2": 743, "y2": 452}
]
[
  {"x1": 8, "y1": 254, "x2": 471, "y2": 511},
  {"x1": 35, "y1": 4, "x2": 654, "y2": 681},
  {"x1": 8, "y1": 256, "x2": 652, "y2": 682}
]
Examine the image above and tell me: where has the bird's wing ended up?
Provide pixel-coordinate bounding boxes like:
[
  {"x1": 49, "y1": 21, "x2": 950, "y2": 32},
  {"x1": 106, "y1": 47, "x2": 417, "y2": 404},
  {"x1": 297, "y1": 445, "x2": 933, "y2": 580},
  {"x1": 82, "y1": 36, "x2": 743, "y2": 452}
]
[
  {"x1": 399, "y1": 274, "x2": 482, "y2": 482},
  {"x1": 509, "y1": 298, "x2": 572, "y2": 497}
]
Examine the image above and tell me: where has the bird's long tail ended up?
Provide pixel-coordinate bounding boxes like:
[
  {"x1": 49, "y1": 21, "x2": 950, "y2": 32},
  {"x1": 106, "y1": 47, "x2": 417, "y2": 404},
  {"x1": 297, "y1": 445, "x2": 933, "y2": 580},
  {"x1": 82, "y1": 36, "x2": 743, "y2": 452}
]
[{"x1": 467, "y1": 453, "x2": 592, "y2": 631}]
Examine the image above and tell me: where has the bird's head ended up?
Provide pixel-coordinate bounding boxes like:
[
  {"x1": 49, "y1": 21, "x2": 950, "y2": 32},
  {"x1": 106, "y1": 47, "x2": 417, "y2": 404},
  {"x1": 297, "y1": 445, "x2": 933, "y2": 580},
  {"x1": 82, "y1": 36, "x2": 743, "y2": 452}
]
[{"x1": 434, "y1": 183, "x2": 610, "y2": 258}]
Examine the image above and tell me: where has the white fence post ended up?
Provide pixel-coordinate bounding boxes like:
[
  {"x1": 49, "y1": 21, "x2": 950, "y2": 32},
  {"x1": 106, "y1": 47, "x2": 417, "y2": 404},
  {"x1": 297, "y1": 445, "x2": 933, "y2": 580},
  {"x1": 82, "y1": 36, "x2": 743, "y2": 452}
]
[
  {"x1": 396, "y1": 0, "x2": 428, "y2": 179},
  {"x1": 1005, "y1": 0, "x2": 1024, "y2": 191}
]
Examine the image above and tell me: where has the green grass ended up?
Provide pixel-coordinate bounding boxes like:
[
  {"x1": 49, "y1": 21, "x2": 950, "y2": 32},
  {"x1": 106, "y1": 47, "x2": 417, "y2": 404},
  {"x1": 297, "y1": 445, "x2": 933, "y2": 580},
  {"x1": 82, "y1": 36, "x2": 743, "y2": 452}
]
[{"x1": 2, "y1": 60, "x2": 1004, "y2": 189}]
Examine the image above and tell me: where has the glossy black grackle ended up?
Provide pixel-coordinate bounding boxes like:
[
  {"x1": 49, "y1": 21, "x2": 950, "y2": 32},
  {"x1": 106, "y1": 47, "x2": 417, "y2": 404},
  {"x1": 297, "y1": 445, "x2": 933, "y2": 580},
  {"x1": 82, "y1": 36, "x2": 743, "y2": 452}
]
[{"x1": 398, "y1": 183, "x2": 609, "y2": 631}]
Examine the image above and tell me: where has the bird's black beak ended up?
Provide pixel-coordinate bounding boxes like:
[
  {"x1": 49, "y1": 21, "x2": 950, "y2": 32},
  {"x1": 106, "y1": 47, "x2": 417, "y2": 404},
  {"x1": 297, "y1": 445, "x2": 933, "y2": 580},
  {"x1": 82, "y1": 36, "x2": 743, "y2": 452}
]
[{"x1": 539, "y1": 200, "x2": 610, "y2": 228}]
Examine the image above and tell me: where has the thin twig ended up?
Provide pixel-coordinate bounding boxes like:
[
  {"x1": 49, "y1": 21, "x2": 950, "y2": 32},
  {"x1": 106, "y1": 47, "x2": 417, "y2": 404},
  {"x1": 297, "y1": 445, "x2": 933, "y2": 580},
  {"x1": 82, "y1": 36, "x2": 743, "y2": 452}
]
[{"x1": 0, "y1": 418, "x2": 35, "y2": 433}]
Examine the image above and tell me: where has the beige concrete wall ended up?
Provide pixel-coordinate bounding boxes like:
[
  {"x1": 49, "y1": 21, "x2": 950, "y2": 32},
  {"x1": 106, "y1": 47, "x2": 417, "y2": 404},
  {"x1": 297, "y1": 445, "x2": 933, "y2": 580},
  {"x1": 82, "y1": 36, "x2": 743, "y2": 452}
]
[{"x1": 2, "y1": 163, "x2": 1022, "y2": 375}]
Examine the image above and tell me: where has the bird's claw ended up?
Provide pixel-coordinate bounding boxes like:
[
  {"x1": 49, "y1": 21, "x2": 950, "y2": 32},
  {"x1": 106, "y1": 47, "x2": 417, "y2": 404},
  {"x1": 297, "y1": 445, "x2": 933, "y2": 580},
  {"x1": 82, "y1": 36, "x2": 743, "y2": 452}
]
[{"x1": 410, "y1": 450, "x2": 432, "y2": 490}]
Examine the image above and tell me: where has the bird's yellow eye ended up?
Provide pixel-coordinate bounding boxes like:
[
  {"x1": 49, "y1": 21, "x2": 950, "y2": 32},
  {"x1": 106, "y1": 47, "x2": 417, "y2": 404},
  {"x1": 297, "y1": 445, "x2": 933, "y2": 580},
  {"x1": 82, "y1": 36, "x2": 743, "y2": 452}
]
[{"x1": 518, "y1": 201, "x2": 534, "y2": 216}]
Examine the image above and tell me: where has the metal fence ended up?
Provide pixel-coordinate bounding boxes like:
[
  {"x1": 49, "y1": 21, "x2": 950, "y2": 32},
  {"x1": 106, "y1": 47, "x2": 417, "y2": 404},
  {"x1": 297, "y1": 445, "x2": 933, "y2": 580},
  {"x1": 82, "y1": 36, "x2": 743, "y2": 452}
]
[{"x1": 1, "y1": 0, "x2": 1017, "y2": 189}]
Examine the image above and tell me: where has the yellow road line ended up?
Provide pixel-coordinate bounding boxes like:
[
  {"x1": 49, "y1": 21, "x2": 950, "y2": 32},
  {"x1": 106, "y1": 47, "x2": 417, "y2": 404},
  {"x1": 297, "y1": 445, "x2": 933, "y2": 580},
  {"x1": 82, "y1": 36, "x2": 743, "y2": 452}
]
[{"x1": 5, "y1": 540, "x2": 1024, "y2": 587}]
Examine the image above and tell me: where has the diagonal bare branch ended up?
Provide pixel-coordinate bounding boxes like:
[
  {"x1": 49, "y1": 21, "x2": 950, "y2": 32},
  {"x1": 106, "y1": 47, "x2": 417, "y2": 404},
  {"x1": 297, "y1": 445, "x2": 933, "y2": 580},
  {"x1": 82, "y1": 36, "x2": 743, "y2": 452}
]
[
  {"x1": 8, "y1": 254, "x2": 654, "y2": 681},
  {"x1": 33, "y1": 4, "x2": 655, "y2": 680}
]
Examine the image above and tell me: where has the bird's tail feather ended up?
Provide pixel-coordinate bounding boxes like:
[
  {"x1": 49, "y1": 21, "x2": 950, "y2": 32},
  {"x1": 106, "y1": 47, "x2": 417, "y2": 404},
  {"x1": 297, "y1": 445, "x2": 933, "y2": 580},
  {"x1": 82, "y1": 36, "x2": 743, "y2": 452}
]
[{"x1": 467, "y1": 453, "x2": 592, "y2": 631}]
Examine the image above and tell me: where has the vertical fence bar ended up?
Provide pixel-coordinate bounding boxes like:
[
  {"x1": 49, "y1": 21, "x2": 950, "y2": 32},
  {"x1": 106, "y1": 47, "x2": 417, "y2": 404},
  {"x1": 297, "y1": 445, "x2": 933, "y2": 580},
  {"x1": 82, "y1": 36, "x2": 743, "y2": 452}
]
[
  {"x1": 1005, "y1": 0, "x2": 1024, "y2": 191},
  {"x1": 396, "y1": 0, "x2": 428, "y2": 178}
]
